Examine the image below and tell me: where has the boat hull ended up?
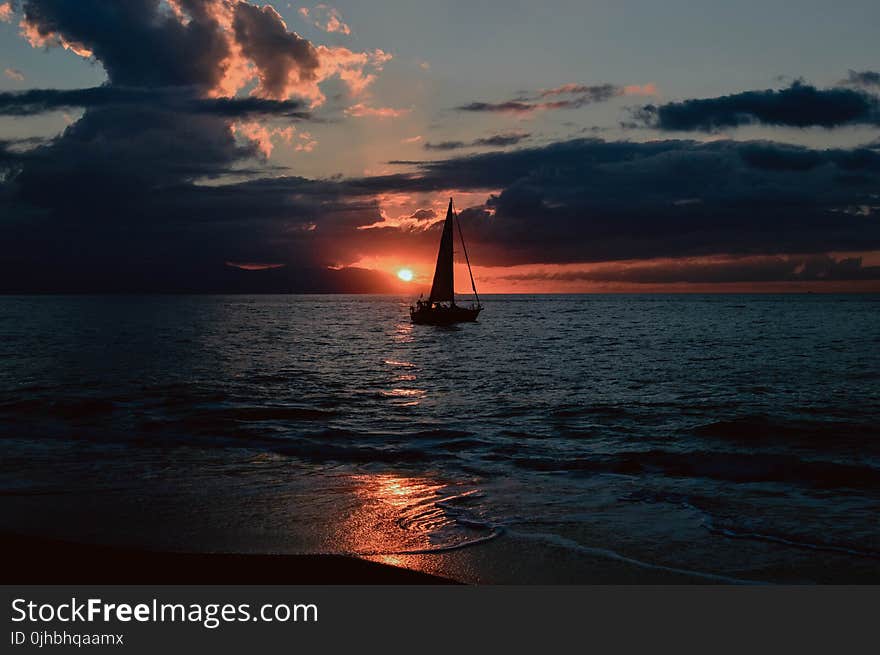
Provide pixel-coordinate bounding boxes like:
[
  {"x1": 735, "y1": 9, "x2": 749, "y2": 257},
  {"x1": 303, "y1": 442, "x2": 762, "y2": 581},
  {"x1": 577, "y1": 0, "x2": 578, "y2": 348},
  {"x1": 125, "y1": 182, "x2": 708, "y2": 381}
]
[{"x1": 410, "y1": 305, "x2": 481, "y2": 325}]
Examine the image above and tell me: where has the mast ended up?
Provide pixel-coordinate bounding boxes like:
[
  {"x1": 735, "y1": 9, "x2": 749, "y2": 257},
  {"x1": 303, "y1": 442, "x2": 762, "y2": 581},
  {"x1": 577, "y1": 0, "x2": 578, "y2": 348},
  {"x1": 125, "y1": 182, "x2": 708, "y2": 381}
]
[
  {"x1": 452, "y1": 198, "x2": 480, "y2": 307},
  {"x1": 428, "y1": 198, "x2": 455, "y2": 304}
]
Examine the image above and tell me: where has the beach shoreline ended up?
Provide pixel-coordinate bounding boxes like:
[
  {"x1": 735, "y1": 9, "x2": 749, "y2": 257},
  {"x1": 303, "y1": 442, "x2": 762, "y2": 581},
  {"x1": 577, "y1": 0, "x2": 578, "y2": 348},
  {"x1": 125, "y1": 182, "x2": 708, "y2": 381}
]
[{"x1": 0, "y1": 532, "x2": 456, "y2": 585}]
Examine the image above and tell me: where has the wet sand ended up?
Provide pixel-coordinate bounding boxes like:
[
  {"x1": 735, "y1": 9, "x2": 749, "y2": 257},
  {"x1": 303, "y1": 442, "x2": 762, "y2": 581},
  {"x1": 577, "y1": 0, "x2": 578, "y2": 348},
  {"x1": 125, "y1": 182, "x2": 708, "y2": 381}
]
[{"x1": 0, "y1": 532, "x2": 455, "y2": 585}]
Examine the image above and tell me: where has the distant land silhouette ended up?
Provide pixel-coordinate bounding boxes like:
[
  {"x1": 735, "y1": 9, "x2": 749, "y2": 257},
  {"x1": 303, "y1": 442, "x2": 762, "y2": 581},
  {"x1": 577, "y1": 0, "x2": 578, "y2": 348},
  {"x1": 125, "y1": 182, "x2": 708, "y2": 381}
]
[{"x1": 0, "y1": 264, "x2": 405, "y2": 294}]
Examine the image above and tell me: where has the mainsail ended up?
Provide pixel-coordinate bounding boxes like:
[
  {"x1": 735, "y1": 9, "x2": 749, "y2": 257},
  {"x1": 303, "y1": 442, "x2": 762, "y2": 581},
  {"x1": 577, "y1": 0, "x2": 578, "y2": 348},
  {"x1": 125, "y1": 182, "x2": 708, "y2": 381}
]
[{"x1": 428, "y1": 199, "x2": 455, "y2": 303}]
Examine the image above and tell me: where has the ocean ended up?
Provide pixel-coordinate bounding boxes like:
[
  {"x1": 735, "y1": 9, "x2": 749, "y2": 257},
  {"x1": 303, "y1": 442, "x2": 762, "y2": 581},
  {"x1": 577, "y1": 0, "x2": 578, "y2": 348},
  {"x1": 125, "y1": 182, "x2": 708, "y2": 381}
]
[{"x1": 1, "y1": 294, "x2": 878, "y2": 583}]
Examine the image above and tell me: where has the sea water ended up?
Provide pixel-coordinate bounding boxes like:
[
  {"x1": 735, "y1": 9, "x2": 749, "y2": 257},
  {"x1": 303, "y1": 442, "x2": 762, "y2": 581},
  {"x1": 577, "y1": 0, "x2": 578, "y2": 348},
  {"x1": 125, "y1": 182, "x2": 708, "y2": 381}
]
[{"x1": 1, "y1": 294, "x2": 878, "y2": 582}]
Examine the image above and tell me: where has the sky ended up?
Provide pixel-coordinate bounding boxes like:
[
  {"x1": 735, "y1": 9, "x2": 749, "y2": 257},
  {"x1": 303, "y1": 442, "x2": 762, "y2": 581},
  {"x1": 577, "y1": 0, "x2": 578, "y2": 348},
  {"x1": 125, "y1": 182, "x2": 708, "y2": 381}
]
[{"x1": 0, "y1": 0, "x2": 879, "y2": 293}]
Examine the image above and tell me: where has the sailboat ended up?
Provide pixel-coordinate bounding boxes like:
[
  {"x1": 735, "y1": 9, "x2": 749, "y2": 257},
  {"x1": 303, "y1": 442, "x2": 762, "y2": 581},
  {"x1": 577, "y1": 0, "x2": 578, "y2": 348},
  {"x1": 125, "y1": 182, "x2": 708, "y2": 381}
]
[{"x1": 410, "y1": 198, "x2": 482, "y2": 325}]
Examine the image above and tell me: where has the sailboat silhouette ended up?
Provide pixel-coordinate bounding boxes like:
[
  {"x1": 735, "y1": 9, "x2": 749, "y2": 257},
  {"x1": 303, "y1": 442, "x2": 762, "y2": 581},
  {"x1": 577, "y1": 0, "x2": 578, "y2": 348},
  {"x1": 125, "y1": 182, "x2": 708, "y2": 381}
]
[{"x1": 410, "y1": 198, "x2": 482, "y2": 324}]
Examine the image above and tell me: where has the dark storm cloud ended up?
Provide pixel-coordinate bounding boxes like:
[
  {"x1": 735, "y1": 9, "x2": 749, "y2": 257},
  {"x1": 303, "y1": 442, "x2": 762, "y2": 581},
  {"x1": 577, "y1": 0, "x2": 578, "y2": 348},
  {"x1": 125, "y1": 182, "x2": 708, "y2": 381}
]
[
  {"x1": 637, "y1": 81, "x2": 880, "y2": 131},
  {"x1": 842, "y1": 70, "x2": 880, "y2": 89},
  {"x1": 737, "y1": 142, "x2": 880, "y2": 172},
  {"x1": 5, "y1": 125, "x2": 880, "y2": 289},
  {"x1": 21, "y1": 0, "x2": 231, "y2": 89},
  {"x1": 189, "y1": 137, "x2": 880, "y2": 277},
  {"x1": 0, "y1": 0, "x2": 382, "y2": 292},
  {"x1": 423, "y1": 132, "x2": 530, "y2": 150},
  {"x1": 351, "y1": 138, "x2": 880, "y2": 267},
  {"x1": 0, "y1": 86, "x2": 310, "y2": 118},
  {"x1": 7, "y1": 0, "x2": 315, "y2": 196}
]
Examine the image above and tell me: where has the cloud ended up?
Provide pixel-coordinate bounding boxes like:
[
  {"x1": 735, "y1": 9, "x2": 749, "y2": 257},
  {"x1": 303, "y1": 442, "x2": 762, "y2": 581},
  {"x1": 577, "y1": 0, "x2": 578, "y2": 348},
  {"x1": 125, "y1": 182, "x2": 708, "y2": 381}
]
[
  {"x1": 622, "y1": 83, "x2": 658, "y2": 96},
  {"x1": 637, "y1": 80, "x2": 880, "y2": 131},
  {"x1": 3, "y1": 68, "x2": 24, "y2": 82},
  {"x1": 456, "y1": 100, "x2": 536, "y2": 114},
  {"x1": 0, "y1": 2, "x2": 12, "y2": 22},
  {"x1": 0, "y1": 85, "x2": 310, "y2": 117},
  {"x1": 539, "y1": 82, "x2": 655, "y2": 99},
  {"x1": 0, "y1": 1, "x2": 341, "y2": 261},
  {"x1": 458, "y1": 82, "x2": 657, "y2": 114},
  {"x1": 369, "y1": 137, "x2": 880, "y2": 267},
  {"x1": 472, "y1": 131, "x2": 530, "y2": 147},
  {"x1": 230, "y1": 121, "x2": 315, "y2": 157},
  {"x1": 18, "y1": 0, "x2": 388, "y2": 106},
  {"x1": 0, "y1": 7, "x2": 414, "y2": 289},
  {"x1": 1, "y1": 5, "x2": 878, "y2": 291},
  {"x1": 229, "y1": 3, "x2": 388, "y2": 104},
  {"x1": 734, "y1": 142, "x2": 880, "y2": 172},
  {"x1": 299, "y1": 4, "x2": 351, "y2": 35},
  {"x1": 423, "y1": 140, "x2": 466, "y2": 151},
  {"x1": 842, "y1": 70, "x2": 880, "y2": 89},
  {"x1": 0, "y1": 0, "x2": 398, "y2": 210},
  {"x1": 345, "y1": 102, "x2": 410, "y2": 118},
  {"x1": 424, "y1": 131, "x2": 530, "y2": 150},
  {"x1": 499, "y1": 254, "x2": 880, "y2": 285},
  {"x1": 3, "y1": 132, "x2": 880, "y2": 291},
  {"x1": 232, "y1": 2, "x2": 322, "y2": 101}
]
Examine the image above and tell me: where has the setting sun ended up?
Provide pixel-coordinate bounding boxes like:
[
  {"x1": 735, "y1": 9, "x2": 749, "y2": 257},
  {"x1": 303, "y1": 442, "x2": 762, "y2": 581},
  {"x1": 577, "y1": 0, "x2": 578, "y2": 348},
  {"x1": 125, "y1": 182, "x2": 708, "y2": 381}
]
[{"x1": 397, "y1": 268, "x2": 414, "y2": 282}]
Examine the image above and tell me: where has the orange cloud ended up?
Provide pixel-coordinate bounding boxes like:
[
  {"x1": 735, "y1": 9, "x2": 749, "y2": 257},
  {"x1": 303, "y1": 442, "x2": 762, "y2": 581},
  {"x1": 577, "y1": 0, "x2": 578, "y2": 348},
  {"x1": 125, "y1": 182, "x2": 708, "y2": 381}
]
[
  {"x1": 623, "y1": 82, "x2": 658, "y2": 96},
  {"x1": 20, "y1": 18, "x2": 93, "y2": 58},
  {"x1": 231, "y1": 121, "x2": 315, "y2": 157},
  {"x1": 0, "y1": 2, "x2": 12, "y2": 23},
  {"x1": 345, "y1": 102, "x2": 410, "y2": 118},
  {"x1": 294, "y1": 130, "x2": 317, "y2": 152},
  {"x1": 465, "y1": 253, "x2": 880, "y2": 293},
  {"x1": 3, "y1": 67, "x2": 24, "y2": 81},
  {"x1": 356, "y1": 191, "x2": 498, "y2": 231},
  {"x1": 316, "y1": 46, "x2": 391, "y2": 98},
  {"x1": 299, "y1": 5, "x2": 351, "y2": 35},
  {"x1": 220, "y1": 4, "x2": 386, "y2": 105}
]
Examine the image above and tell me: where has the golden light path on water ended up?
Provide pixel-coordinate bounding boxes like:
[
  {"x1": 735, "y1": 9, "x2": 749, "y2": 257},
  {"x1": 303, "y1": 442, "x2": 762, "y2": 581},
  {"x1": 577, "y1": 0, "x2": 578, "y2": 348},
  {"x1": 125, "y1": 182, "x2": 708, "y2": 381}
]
[{"x1": 329, "y1": 471, "x2": 497, "y2": 576}]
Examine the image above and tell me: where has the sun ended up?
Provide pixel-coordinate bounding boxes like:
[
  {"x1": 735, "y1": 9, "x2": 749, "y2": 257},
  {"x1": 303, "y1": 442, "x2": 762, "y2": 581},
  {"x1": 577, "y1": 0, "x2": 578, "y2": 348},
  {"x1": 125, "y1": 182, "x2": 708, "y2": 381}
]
[{"x1": 397, "y1": 268, "x2": 414, "y2": 282}]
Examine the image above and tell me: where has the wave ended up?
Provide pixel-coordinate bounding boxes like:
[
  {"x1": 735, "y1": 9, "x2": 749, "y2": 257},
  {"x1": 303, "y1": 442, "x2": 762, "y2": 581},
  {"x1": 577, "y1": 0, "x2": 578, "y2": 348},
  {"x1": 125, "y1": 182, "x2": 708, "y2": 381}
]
[
  {"x1": 190, "y1": 405, "x2": 337, "y2": 422},
  {"x1": 505, "y1": 529, "x2": 763, "y2": 584},
  {"x1": 510, "y1": 450, "x2": 880, "y2": 490},
  {"x1": 384, "y1": 528, "x2": 502, "y2": 554},
  {"x1": 551, "y1": 404, "x2": 630, "y2": 418},
  {"x1": 708, "y1": 525, "x2": 880, "y2": 560},
  {"x1": 694, "y1": 414, "x2": 880, "y2": 446},
  {"x1": 0, "y1": 397, "x2": 117, "y2": 420},
  {"x1": 622, "y1": 490, "x2": 880, "y2": 561},
  {"x1": 349, "y1": 486, "x2": 503, "y2": 556}
]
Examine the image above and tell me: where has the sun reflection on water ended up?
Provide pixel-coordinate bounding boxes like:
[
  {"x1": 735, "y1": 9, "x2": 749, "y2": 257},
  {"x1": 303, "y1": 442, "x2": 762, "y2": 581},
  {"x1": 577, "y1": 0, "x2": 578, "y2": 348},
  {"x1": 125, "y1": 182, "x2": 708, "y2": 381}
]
[
  {"x1": 381, "y1": 357, "x2": 423, "y2": 405},
  {"x1": 391, "y1": 321, "x2": 414, "y2": 344},
  {"x1": 331, "y1": 472, "x2": 497, "y2": 567}
]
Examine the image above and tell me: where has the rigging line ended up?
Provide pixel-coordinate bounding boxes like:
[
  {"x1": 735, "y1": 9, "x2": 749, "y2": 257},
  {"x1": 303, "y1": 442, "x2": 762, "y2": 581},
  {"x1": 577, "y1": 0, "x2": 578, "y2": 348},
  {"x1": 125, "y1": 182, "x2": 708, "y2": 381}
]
[{"x1": 452, "y1": 198, "x2": 480, "y2": 306}]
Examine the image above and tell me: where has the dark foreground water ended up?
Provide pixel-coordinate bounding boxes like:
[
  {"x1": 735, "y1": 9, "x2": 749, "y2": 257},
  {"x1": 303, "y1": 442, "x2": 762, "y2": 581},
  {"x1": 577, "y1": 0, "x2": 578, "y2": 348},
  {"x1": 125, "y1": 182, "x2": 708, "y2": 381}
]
[{"x1": 1, "y1": 294, "x2": 878, "y2": 583}]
